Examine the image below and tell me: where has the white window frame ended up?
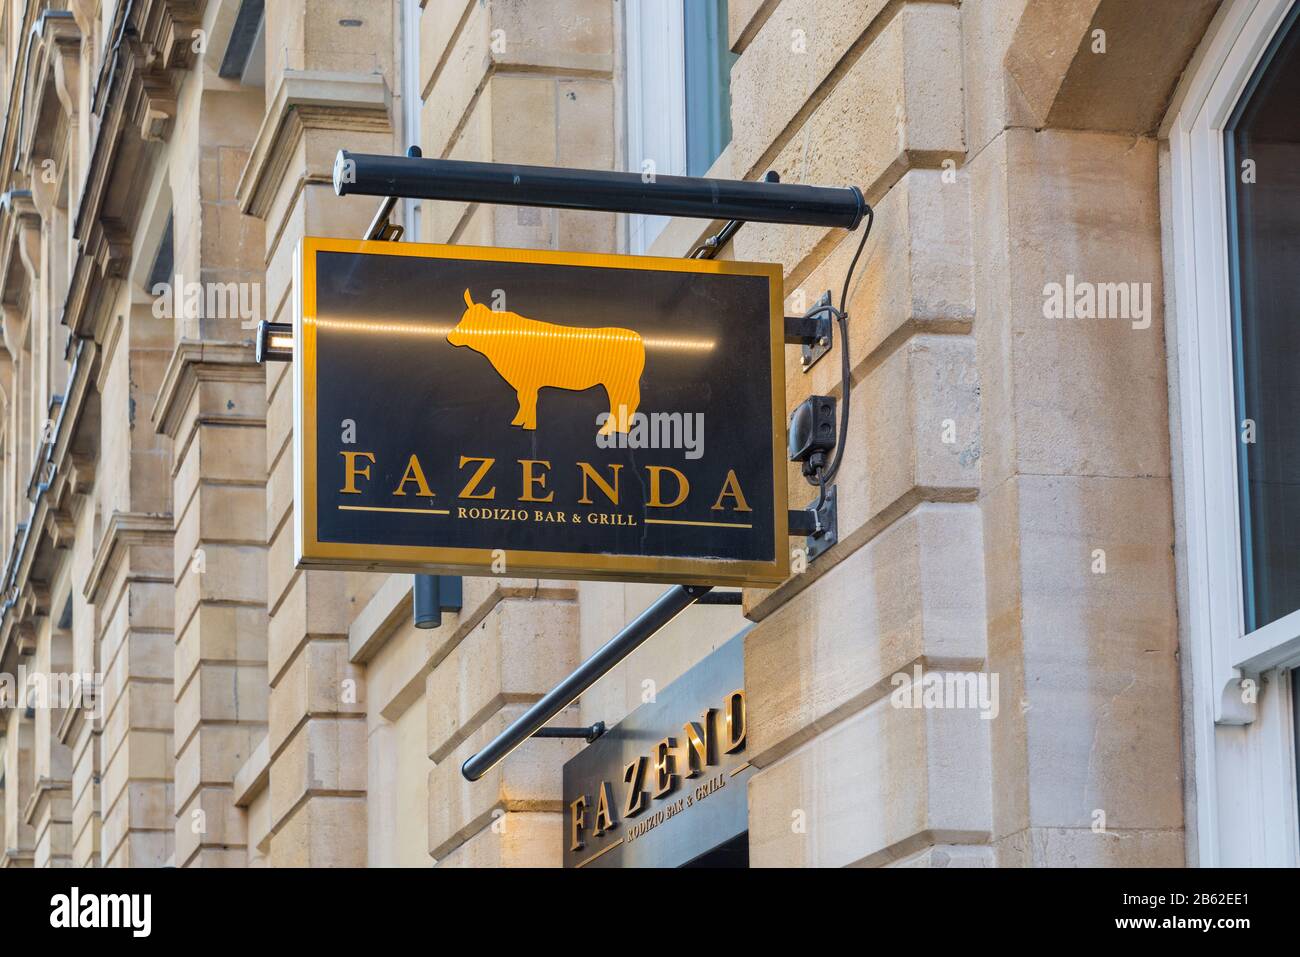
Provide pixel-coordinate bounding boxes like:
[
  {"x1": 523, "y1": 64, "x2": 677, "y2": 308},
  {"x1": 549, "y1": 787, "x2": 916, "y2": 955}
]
[
  {"x1": 400, "y1": 0, "x2": 423, "y2": 241},
  {"x1": 1166, "y1": 0, "x2": 1300, "y2": 865},
  {"x1": 625, "y1": 0, "x2": 686, "y2": 255}
]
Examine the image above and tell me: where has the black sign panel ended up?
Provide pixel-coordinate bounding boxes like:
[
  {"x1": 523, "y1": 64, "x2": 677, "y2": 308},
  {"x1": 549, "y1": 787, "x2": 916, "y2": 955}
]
[
  {"x1": 294, "y1": 237, "x2": 788, "y2": 585},
  {"x1": 562, "y1": 634, "x2": 750, "y2": 868}
]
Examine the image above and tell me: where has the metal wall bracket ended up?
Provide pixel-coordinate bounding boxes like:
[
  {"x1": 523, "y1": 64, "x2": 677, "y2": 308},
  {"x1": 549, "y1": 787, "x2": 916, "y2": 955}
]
[
  {"x1": 689, "y1": 218, "x2": 743, "y2": 259},
  {"x1": 788, "y1": 484, "x2": 837, "y2": 562},
  {"x1": 255, "y1": 320, "x2": 293, "y2": 362},
  {"x1": 689, "y1": 171, "x2": 781, "y2": 259},
  {"x1": 369, "y1": 220, "x2": 404, "y2": 242},
  {"x1": 785, "y1": 291, "x2": 835, "y2": 372}
]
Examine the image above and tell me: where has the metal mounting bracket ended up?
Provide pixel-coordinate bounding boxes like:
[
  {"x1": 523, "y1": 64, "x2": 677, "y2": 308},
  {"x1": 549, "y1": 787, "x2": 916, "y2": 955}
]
[
  {"x1": 785, "y1": 291, "x2": 835, "y2": 372},
  {"x1": 787, "y1": 484, "x2": 837, "y2": 562},
  {"x1": 688, "y1": 170, "x2": 782, "y2": 259},
  {"x1": 255, "y1": 321, "x2": 293, "y2": 362}
]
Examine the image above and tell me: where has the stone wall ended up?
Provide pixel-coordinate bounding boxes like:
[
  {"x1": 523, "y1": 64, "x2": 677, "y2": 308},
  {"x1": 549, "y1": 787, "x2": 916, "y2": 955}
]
[{"x1": 0, "y1": 0, "x2": 1222, "y2": 868}]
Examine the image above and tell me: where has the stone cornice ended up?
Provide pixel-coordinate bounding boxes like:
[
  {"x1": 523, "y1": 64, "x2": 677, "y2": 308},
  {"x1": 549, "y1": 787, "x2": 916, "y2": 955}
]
[
  {"x1": 152, "y1": 338, "x2": 263, "y2": 439},
  {"x1": 134, "y1": 0, "x2": 207, "y2": 74},
  {"x1": 0, "y1": 338, "x2": 97, "y2": 666},
  {"x1": 57, "y1": 683, "x2": 97, "y2": 747},
  {"x1": 23, "y1": 776, "x2": 72, "y2": 827},
  {"x1": 84, "y1": 511, "x2": 174, "y2": 607},
  {"x1": 0, "y1": 190, "x2": 39, "y2": 356},
  {"x1": 17, "y1": 12, "x2": 81, "y2": 172},
  {"x1": 237, "y1": 70, "x2": 392, "y2": 220},
  {"x1": 1, "y1": 848, "x2": 35, "y2": 867},
  {"x1": 119, "y1": 37, "x2": 182, "y2": 144},
  {"x1": 64, "y1": 4, "x2": 206, "y2": 339},
  {"x1": 0, "y1": 3, "x2": 38, "y2": 182}
]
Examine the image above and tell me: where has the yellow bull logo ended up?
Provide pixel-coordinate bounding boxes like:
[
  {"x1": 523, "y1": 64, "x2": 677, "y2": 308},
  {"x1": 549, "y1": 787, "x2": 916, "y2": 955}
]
[{"x1": 447, "y1": 289, "x2": 646, "y2": 435}]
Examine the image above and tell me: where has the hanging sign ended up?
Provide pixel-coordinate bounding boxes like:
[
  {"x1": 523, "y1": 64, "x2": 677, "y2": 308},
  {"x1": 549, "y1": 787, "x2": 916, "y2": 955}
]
[
  {"x1": 562, "y1": 634, "x2": 751, "y2": 868},
  {"x1": 293, "y1": 237, "x2": 788, "y2": 586}
]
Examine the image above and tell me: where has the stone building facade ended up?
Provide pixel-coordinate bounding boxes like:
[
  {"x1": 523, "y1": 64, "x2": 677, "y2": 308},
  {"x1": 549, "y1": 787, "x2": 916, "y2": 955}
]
[{"x1": 0, "y1": 0, "x2": 1295, "y2": 868}]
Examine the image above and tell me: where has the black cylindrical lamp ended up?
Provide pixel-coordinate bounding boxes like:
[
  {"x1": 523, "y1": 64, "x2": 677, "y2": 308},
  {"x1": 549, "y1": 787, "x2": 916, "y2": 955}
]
[{"x1": 413, "y1": 574, "x2": 447, "y2": 630}]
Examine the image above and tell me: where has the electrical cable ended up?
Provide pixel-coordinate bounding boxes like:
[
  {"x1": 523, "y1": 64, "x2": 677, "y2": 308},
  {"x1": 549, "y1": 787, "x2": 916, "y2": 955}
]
[{"x1": 819, "y1": 205, "x2": 873, "y2": 485}]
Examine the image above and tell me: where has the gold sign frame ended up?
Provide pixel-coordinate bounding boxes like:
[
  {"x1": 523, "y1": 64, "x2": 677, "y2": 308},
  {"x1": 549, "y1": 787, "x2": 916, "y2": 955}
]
[{"x1": 293, "y1": 236, "x2": 789, "y2": 587}]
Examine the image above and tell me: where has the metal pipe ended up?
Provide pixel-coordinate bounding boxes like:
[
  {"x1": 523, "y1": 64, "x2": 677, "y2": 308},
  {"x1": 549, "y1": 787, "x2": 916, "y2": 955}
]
[
  {"x1": 363, "y1": 194, "x2": 399, "y2": 240},
  {"x1": 693, "y1": 591, "x2": 742, "y2": 605},
  {"x1": 334, "y1": 151, "x2": 866, "y2": 230},
  {"x1": 532, "y1": 722, "x2": 606, "y2": 743},
  {"x1": 461, "y1": 583, "x2": 712, "y2": 781}
]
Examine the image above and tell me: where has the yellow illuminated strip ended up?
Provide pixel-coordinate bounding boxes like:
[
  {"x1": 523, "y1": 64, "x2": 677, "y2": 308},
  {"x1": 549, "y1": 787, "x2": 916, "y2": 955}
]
[
  {"x1": 730, "y1": 763, "x2": 751, "y2": 777},
  {"x1": 307, "y1": 317, "x2": 715, "y2": 352},
  {"x1": 644, "y1": 518, "x2": 753, "y2": 530},
  {"x1": 339, "y1": 505, "x2": 451, "y2": 516},
  {"x1": 574, "y1": 839, "x2": 624, "y2": 868}
]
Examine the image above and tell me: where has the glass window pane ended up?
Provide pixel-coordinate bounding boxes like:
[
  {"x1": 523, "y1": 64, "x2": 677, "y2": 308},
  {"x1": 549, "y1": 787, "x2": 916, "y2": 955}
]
[
  {"x1": 1224, "y1": 6, "x2": 1300, "y2": 632},
  {"x1": 684, "y1": 0, "x2": 735, "y2": 177}
]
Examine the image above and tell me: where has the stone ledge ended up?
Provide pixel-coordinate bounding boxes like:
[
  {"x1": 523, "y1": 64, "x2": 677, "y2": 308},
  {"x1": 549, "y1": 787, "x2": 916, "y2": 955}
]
[
  {"x1": 431, "y1": 578, "x2": 578, "y2": 674},
  {"x1": 0, "y1": 848, "x2": 35, "y2": 868},
  {"x1": 23, "y1": 776, "x2": 73, "y2": 827},
  {"x1": 428, "y1": 702, "x2": 581, "y2": 860},
  {"x1": 83, "y1": 511, "x2": 175, "y2": 607},
  {"x1": 237, "y1": 70, "x2": 392, "y2": 219},
  {"x1": 995, "y1": 825, "x2": 1185, "y2": 867},
  {"x1": 348, "y1": 573, "x2": 415, "y2": 664},
  {"x1": 267, "y1": 716, "x2": 367, "y2": 830},
  {"x1": 888, "y1": 844, "x2": 998, "y2": 867},
  {"x1": 745, "y1": 501, "x2": 987, "y2": 767},
  {"x1": 434, "y1": 810, "x2": 561, "y2": 867},
  {"x1": 56, "y1": 683, "x2": 95, "y2": 747},
  {"x1": 151, "y1": 338, "x2": 262, "y2": 440},
  {"x1": 748, "y1": 694, "x2": 993, "y2": 867},
  {"x1": 426, "y1": 597, "x2": 578, "y2": 763},
  {"x1": 728, "y1": 0, "x2": 779, "y2": 55},
  {"x1": 232, "y1": 733, "x2": 271, "y2": 808}
]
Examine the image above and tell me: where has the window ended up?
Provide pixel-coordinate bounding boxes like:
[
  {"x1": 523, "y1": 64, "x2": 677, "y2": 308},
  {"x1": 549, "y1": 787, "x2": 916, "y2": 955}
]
[
  {"x1": 1168, "y1": 0, "x2": 1300, "y2": 866},
  {"x1": 683, "y1": 1, "x2": 733, "y2": 178},
  {"x1": 625, "y1": 0, "x2": 734, "y2": 253},
  {"x1": 1224, "y1": 3, "x2": 1300, "y2": 633},
  {"x1": 401, "y1": 0, "x2": 423, "y2": 241},
  {"x1": 1220, "y1": 5, "x2": 1300, "y2": 858}
]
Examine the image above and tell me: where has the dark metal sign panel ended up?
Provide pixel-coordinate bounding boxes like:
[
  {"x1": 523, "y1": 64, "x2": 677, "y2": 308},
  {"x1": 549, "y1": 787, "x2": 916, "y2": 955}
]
[
  {"x1": 294, "y1": 237, "x2": 788, "y2": 585},
  {"x1": 562, "y1": 634, "x2": 751, "y2": 868}
]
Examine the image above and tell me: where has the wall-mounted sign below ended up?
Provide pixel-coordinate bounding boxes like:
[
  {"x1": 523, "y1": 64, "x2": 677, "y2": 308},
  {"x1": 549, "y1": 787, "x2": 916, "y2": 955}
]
[
  {"x1": 293, "y1": 237, "x2": 787, "y2": 585},
  {"x1": 562, "y1": 634, "x2": 751, "y2": 868}
]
